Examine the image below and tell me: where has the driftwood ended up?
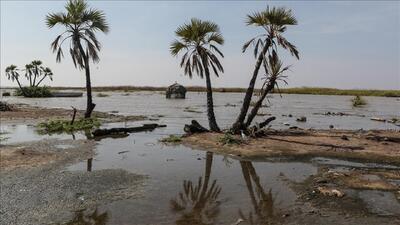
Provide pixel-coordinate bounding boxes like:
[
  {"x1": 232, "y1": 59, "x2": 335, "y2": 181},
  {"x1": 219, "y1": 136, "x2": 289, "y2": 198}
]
[
  {"x1": 248, "y1": 116, "x2": 276, "y2": 137},
  {"x1": 184, "y1": 120, "x2": 209, "y2": 134},
  {"x1": 92, "y1": 123, "x2": 167, "y2": 137}
]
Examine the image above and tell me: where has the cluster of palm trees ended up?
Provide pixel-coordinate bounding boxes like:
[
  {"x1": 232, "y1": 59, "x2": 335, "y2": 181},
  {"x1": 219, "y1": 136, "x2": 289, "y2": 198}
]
[
  {"x1": 46, "y1": 0, "x2": 299, "y2": 130},
  {"x1": 5, "y1": 60, "x2": 53, "y2": 96}
]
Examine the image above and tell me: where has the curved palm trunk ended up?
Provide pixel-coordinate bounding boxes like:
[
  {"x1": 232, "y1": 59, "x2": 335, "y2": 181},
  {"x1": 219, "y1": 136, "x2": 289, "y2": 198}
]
[
  {"x1": 201, "y1": 58, "x2": 220, "y2": 132},
  {"x1": 15, "y1": 78, "x2": 27, "y2": 96},
  {"x1": 244, "y1": 76, "x2": 277, "y2": 127},
  {"x1": 232, "y1": 42, "x2": 270, "y2": 133},
  {"x1": 78, "y1": 43, "x2": 96, "y2": 118},
  {"x1": 35, "y1": 75, "x2": 48, "y2": 87}
]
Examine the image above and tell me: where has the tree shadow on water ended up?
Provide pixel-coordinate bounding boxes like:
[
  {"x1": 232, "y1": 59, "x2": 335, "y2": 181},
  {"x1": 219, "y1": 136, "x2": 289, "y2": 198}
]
[{"x1": 170, "y1": 152, "x2": 222, "y2": 225}]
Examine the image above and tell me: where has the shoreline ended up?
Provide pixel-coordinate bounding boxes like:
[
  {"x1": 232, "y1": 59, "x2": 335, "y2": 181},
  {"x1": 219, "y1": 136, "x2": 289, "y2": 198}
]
[
  {"x1": 1, "y1": 86, "x2": 400, "y2": 97},
  {"x1": 182, "y1": 129, "x2": 400, "y2": 165}
]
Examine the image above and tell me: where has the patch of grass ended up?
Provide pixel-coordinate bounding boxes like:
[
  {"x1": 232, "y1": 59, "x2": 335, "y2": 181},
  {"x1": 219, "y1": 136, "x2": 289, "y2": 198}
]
[
  {"x1": 15, "y1": 86, "x2": 52, "y2": 98},
  {"x1": 351, "y1": 95, "x2": 367, "y2": 107},
  {"x1": 218, "y1": 133, "x2": 243, "y2": 145},
  {"x1": 276, "y1": 87, "x2": 400, "y2": 97},
  {"x1": 96, "y1": 93, "x2": 109, "y2": 97},
  {"x1": 37, "y1": 118, "x2": 101, "y2": 134},
  {"x1": 160, "y1": 135, "x2": 182, "y2": 143}
]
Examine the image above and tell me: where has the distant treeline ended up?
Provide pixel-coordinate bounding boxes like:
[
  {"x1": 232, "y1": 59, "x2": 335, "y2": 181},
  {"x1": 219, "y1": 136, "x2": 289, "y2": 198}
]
[
  {"x1": 44, "y1": 86, "x2": 400, "y2": 97},
  {"x1": 3, "y1": 86, "x2": 398, "y2": 97}
]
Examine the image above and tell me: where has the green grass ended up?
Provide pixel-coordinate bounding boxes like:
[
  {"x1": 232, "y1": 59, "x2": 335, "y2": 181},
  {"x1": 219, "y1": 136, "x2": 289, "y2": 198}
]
[
  {"x1": 218, "y1": 133, "x2": 243, "y2": 145},
  {"x1": 160, "y1": 135, "x2": 182, "y2": 143},
  {"x1": 275, "y1": 87, "x2": 400, "y2": 97},
  {"x1": 37, "y1": 118, "x2": 101, "y2": 134},
  {"x1": 351, "y1": 95, "x2": 367, "y2": 107}
]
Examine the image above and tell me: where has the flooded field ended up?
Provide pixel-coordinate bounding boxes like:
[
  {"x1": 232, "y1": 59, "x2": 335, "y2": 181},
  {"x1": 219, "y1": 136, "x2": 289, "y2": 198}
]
[{"x1": 1, "y1": 91, "x2": 399, "y2": 225}]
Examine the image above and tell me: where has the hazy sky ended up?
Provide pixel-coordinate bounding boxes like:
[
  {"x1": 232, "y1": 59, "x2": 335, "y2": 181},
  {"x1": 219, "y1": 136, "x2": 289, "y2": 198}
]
[{"x1": 1, "y1": 1, "x2": 399, "y2": 89}]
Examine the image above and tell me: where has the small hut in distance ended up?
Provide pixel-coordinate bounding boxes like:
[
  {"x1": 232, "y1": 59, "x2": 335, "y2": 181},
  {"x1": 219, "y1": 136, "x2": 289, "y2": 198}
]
[{"x1": 166, "y1": 83, "x2": 186, "y2": 99}]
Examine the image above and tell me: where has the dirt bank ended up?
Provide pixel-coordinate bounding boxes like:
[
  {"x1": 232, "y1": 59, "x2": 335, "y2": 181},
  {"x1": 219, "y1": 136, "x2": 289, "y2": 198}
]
[
  {"x1": 0, "y1": 139, "x2": 146, "y2": 225},
  {"x1": 0, "y1": 103, "x2": 147, "y2": 123},
  {"x1": 183, "y1": 129, "x2": 400, "y2": 164}
]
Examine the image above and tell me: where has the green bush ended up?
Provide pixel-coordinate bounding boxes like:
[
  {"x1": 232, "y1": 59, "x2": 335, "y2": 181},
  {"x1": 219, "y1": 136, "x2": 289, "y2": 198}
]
[
  {"x1": 351, "y1": 95, "x2": 367, "y2": 107},
  {"x1": 15, "y1": 86, "x2": 52, "y2": 98},
  {"x1": 37, "y1": 118, "x2": 101, "y2": 134}
]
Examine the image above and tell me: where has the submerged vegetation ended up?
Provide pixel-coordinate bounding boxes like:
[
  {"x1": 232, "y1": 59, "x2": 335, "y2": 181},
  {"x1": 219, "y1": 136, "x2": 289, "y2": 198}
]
[
  {"x1": 351, "y1": 95, "x2": 367, "y2": 107},
  {"x1": 37, "y1": 118, "x2": 101, "y2": 134},
  {"x1": 160, "y1": 135, "x2": 182, "y2": 143}
]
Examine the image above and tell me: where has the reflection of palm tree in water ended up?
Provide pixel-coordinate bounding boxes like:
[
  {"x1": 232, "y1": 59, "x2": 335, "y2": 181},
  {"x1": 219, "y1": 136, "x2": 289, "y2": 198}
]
[
  {"x1": 64, "y1": 208, "x2": 108, "y2": 225},
  {"x1": 170, "y1": 152, "x2": 222, "y2": 225},
  {"x1": 239, "y1": 161, "x2": 280, "y2": 225}
]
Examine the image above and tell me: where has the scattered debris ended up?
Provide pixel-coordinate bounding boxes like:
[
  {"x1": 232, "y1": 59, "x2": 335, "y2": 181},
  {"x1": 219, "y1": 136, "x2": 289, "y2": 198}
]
[
  {"x1": 371, "y1": 117, "x2": 386, "y2": 122},
  {"x1": 297, "y1": 116, "x2": 307, "y2": 122},
  {"x1": 317, "y1": 187, "x2": 345, "y2": 197},
  {"x1": 118, "y1": 151, "x2": 130, "y2": 154}
]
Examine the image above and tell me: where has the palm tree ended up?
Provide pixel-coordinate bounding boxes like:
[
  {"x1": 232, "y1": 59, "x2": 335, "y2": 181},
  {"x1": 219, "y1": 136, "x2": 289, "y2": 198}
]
[
  {"x1": 232, "y1": 6, "x2": 299, "y2": 133},
  {"x1": 244, "y1": 52, "x2": 290, "y2": 128},
  {"x1": 170, "y1": 18, "x2": 224, "y2": 132},
  {"x1": 35, "y1": 67, "x2": 54, "y2": 87},
  {"x1": 5, "y1": 65, "x2": 26, "y2": 95},
  {"x1": 46, "y1": 0, "x2": 109, "y2": 118}
]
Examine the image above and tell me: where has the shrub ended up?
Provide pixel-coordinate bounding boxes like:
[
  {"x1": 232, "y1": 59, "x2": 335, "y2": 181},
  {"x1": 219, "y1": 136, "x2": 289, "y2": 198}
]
[
  {"x1": 351, "y1": 95, "x2": 367, "y2": 107},
  {"x1": 160, "y1": 135, "x2": 182, "y2": 143},
  {"x1": 15, "y1": 86, "x2": 52, "y2": 98},
  {"x1": 37, "y1": 118, "x2": 101, "y2": 134}
]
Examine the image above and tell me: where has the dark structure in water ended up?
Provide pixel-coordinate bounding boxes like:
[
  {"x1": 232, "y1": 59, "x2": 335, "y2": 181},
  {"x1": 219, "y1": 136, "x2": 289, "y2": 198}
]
[{"x1": 166, "y1": 83, "x2": 186, "y2": 99}]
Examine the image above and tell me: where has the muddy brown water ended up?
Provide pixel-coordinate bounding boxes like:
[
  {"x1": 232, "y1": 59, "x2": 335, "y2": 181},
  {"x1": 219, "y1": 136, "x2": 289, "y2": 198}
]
[{"x1": 1, "y1": 92, "x2": 399, "y2": 224}]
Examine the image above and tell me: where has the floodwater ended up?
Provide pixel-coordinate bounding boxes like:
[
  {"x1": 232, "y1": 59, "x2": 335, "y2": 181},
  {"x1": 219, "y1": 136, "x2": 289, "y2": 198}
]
[{"x1": 1, "y1": 92, "x2": 399, "y2": 224}]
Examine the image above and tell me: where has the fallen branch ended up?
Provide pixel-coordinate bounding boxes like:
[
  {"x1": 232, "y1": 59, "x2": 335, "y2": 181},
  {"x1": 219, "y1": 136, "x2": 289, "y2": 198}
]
[{"x1": 92, "y1": 123, "x2": 166, "y2": 137}]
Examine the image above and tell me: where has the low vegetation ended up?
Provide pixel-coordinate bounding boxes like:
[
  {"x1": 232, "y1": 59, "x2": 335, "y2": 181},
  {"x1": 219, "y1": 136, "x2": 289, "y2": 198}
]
[
  {"x1": 96, "y1": 93, "x2": 109, "y2": 97},
  {"x1": 160, "y1": 135, "x2": 182, "y2": 143},
  {"x1": 351, "y1": 95, "x2": 367, "y2": 107},
  {"x1": 218, "y1": 133, "x2": 243, "y2": 145},
  {"x1": 37, "y1": 118, "x2": 101, "y2": 134},
  {"x1": 15, "y1": 86, "x2": 52, "y2": 98}
]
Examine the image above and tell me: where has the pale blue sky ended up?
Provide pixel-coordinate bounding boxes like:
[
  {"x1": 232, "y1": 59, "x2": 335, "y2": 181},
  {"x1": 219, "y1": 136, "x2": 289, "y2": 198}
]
[{"x1": 1, "y1": 1, "x2": 399, "y2": 89}]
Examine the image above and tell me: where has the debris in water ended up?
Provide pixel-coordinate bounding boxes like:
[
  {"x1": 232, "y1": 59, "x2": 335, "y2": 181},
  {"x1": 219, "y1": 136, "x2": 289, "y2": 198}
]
[
  {"x1": 118, "y1": 151, "x2": 129, "y2": 154},
  {"x1": 297, "y1": 116, "x2": 307, "y2": 122}
]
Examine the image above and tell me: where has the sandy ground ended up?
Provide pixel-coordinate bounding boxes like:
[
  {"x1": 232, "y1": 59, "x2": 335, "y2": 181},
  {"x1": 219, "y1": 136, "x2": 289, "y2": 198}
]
[
  {"x1": 0, "y1": 139, "x2": 146, "y2": 225},
  {"x1": 183, "y1": 129, "x2": 400, "y2": 164},
  {"x1": 0, "y1": 103, "x2": 147, "y2": 124}
]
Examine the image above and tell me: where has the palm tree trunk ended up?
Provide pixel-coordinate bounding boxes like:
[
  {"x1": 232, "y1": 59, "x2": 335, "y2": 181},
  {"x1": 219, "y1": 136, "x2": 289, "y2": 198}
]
[
  {"x1": 195, "y1": 152, "x2": 213, "y2": 209},
  {"x1": 35, "y1": 75, "x2": 47, "y2": 87},
  {"x1": 244, "y1": 77, "x2": 276, "y2": 127},
  {"x1": 232, "y1": 42, "x2": 270, "y2": 133},
  {"x1": 15, "y1": 78, "x2": 27, "y2": 96},
  {"x1": 202, "y1": 58, "x2": 220, "y2": 132},
  {"x1": 78, "y1": 43, "x2": 96, "y2": 118}
]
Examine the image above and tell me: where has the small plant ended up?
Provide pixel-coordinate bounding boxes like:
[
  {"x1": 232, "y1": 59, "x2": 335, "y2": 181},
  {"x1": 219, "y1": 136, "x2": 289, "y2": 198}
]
[
  {"x1": 351, "y1": 95, "x2": 367, "y2": 107},
  {"x1": 218, "y1": 132, "x2": 242, "y2": 145},
  {"x1": 15, "y1": 86, "x2": 52, "y2": 98},
  {"x1": 37, "y1": 118, "x2": 101, "y2": 134},
  {"x1": 96, "y1": 93, "x2": 109, "y2": 97},
  {"x1": 160, "y1": 135, "x2": 182, "y2": 143}
]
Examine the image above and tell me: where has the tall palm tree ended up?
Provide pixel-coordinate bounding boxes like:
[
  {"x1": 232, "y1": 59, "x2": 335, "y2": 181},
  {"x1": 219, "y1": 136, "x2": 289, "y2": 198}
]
[
  {"x1": 170, "y1": 18, "x2": 224, "y2": 132},
  {"x1": 46, "y1": 0, "x2": 109, "y2": 118},
  {"x1": 5, "y1": 65, "x2": 26, "y2": 95},
  {"x1": 232, "y1": 6, "x2": 299, "y2": 133}
]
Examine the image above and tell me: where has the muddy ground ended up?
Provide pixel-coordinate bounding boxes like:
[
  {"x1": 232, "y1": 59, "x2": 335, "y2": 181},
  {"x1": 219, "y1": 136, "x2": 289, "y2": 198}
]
[
  {"x1": 183, "y1": 129, "x2": 400, "y2": 164},
  {"x1": 0, "y1": 103, "x2": 147, "y2": 124},
  {"x1": 0, "y1": 139, "x2": 146, "y2": 225}
]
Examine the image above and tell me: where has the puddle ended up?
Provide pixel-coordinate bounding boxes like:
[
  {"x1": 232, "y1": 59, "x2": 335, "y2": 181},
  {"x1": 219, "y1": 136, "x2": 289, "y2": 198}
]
[{"x1": 358, "y1": 190, "x2": 400, "y2": 216}]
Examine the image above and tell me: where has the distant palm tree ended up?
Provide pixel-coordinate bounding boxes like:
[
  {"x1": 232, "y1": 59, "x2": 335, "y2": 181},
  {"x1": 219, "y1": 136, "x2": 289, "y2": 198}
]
[
  {"x1": 232, "y1": 6, "x2": 299, "y2": 133},
  {"x1": 170, "y1": 18, "x2": 224, "y2": 132},
  {"x1": 5, "y1": 65, "x2": 26, "y2": 95},
  {"x1": 46, "y1": 0, "x2": 109, "y2": 118}
]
